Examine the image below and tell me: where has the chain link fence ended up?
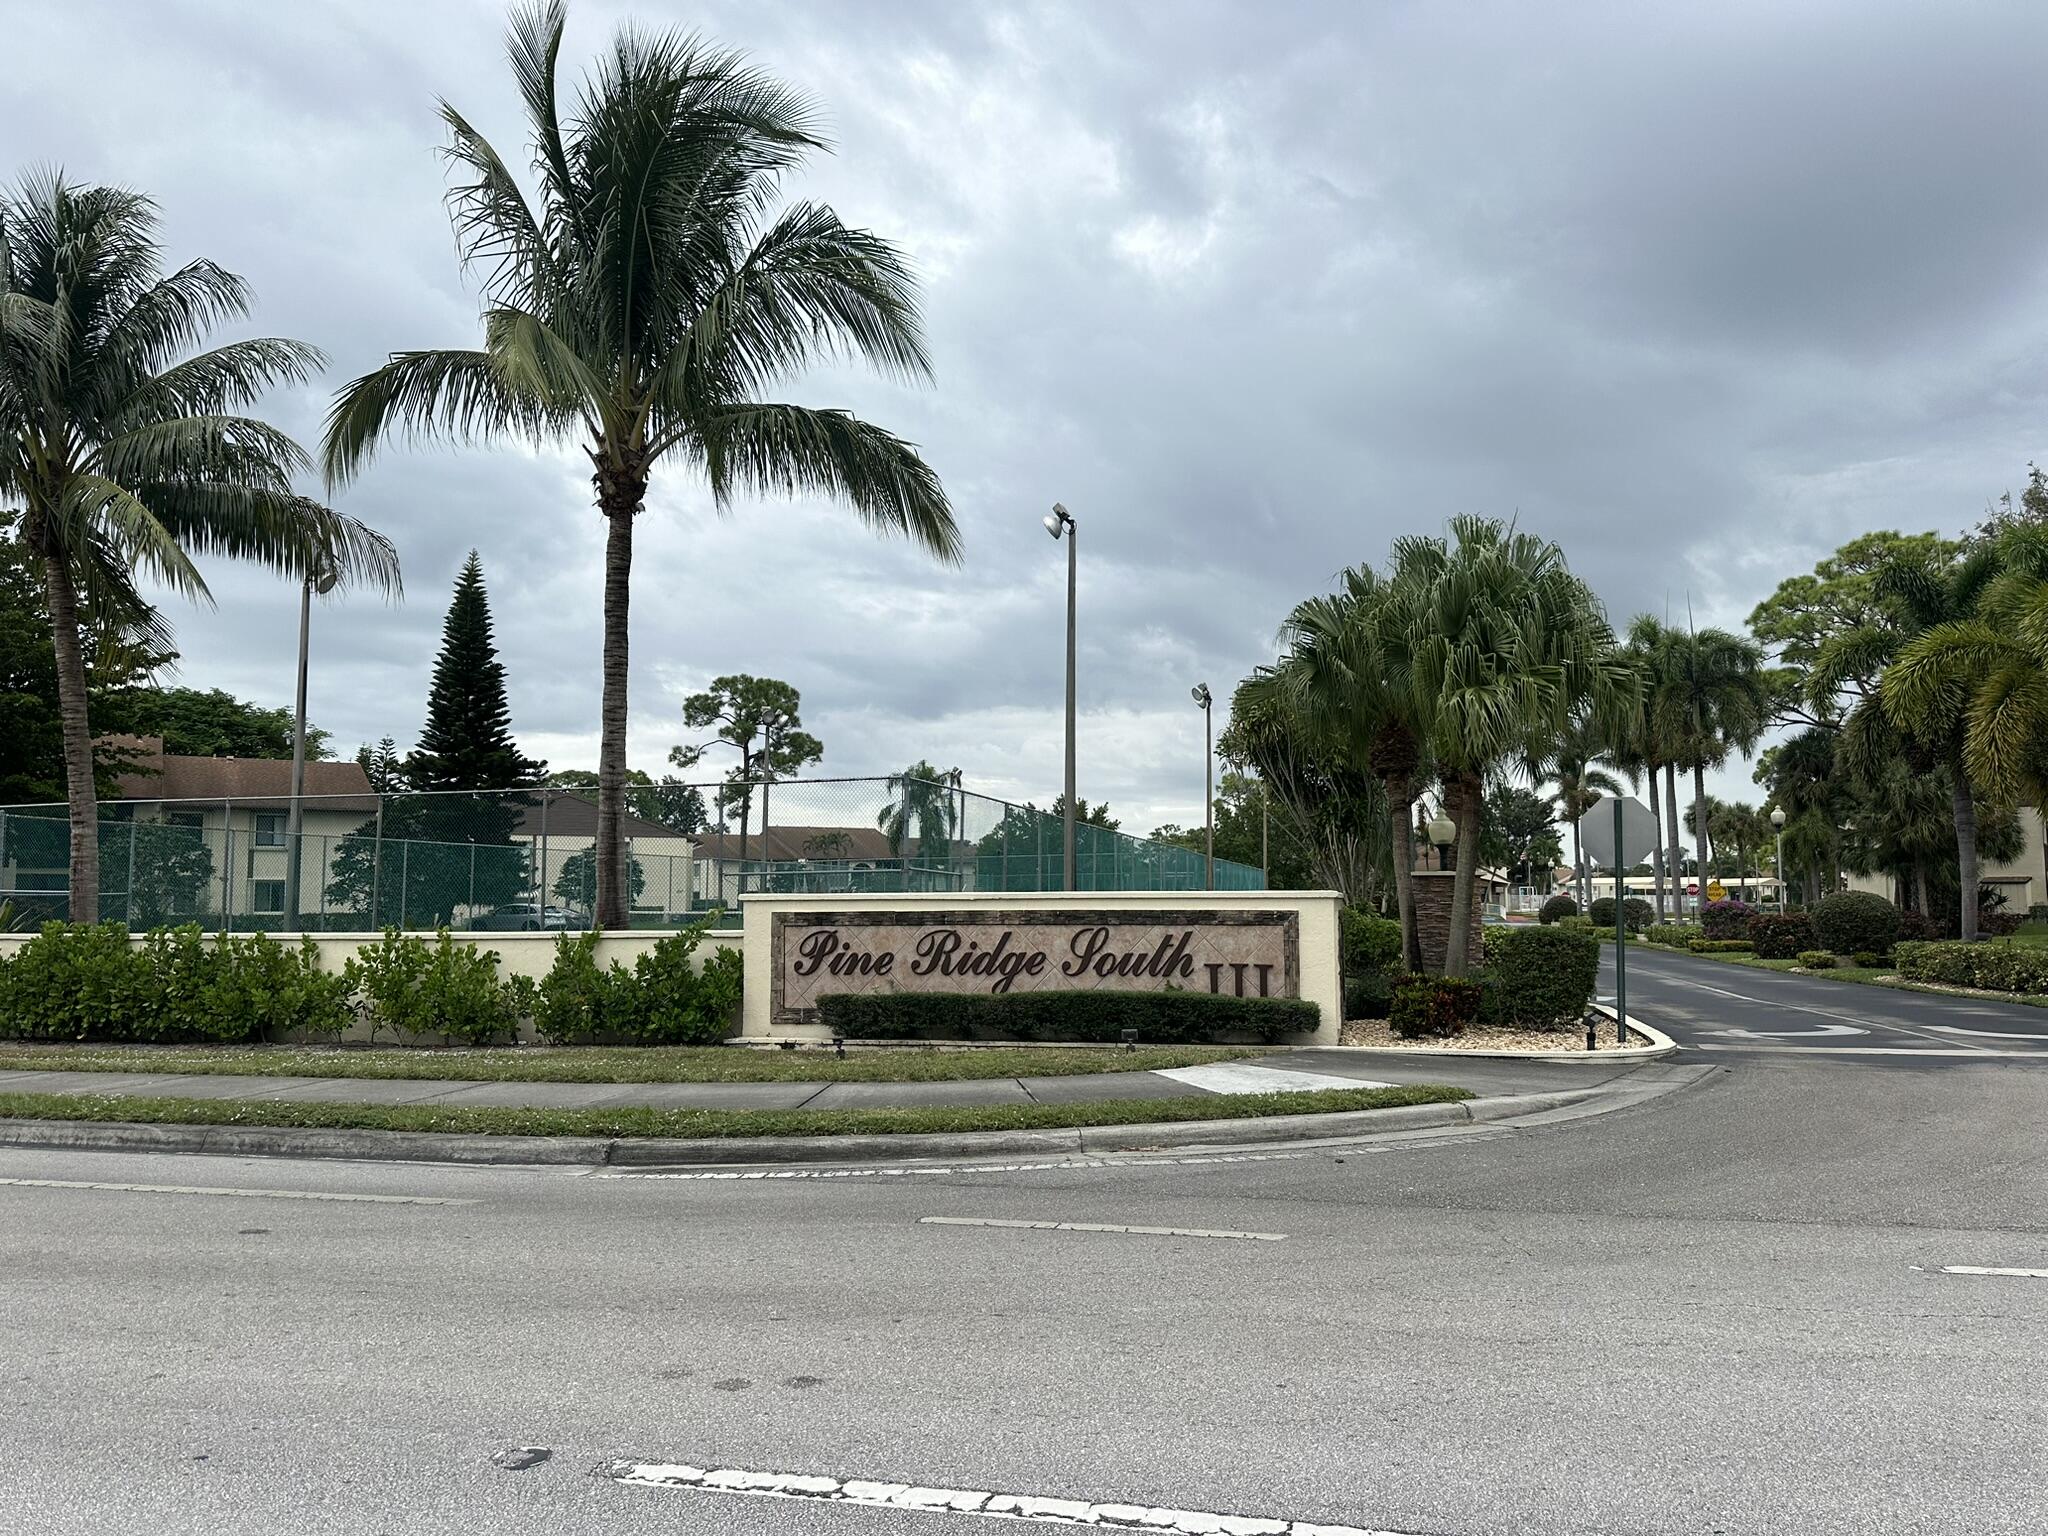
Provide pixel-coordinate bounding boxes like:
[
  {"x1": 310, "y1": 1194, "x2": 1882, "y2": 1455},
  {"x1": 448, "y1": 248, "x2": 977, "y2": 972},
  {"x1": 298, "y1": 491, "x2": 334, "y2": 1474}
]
[{"x1": 0, "y1": 776, "x2": 1264, "y2": 932}]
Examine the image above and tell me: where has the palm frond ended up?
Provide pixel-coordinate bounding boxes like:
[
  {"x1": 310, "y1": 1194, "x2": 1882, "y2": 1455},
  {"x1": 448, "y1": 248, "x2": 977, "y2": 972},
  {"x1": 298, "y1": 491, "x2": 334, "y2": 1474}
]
[{"x1": 321, "y1": 346, "x2": 558, "y2": 485}]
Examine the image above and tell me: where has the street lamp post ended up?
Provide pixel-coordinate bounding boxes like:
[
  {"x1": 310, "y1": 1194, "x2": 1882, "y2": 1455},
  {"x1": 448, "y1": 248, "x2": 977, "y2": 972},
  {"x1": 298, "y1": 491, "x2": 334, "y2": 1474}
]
[
  {"x1": 1426, "y1": 808, "x2": 1456, "y2": 872},
  {"x1": 1771, "y1": 806, "x2": 1787, "y2": 909},
  {"x1": 1191, "y1": 683, "x2": 1213, "y2": 890},
  {"x1": 284, "y1": 563, "x2": 338, "y2": 926},
  {"x1": 1044, "y1": 504, "x2": 1078, "y2": 891}
]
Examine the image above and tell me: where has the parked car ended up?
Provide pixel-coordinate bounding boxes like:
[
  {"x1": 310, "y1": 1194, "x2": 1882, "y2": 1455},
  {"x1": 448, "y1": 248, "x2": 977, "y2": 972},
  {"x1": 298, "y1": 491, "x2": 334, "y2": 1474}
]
[{"x1": 470, "y1": 902, "x2": 586, "y2": 931}]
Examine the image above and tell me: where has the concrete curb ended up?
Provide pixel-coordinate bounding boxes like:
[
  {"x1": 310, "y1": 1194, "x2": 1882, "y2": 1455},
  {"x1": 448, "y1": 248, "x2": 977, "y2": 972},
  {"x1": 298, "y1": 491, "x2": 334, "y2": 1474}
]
[
  {"x1": 0, "y1": 1088, "x2": 1613, "y2": 1169},
  {"x1": 1322, "y1": 1008, "x2": 1675, "y2": 1064}
]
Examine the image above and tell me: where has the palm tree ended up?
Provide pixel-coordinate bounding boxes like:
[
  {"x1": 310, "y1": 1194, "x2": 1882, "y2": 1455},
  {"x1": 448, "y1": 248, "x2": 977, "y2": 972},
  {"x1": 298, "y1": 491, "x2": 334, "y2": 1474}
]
[
  {"x1": 1651, "y1": 623, "x2": 1768, "y2": 911},
  {"x1": 877, "y1": 761, "x2": 955, "y2": 858},
  {"x1": 1817, "y1": 541, "x2": 2004, "y2": 937},
  {"x1": 0, "y1": 173, "x2": 399, "y2": 922},
  {"x1": 1619, "y1": 616, "x2": 1679, "y2": 919},
  {"x1": 1272, "y1": 565, "x2": 1430, "y2": 970},
  {"x1": 323, "y1": 2, "x2": 957, "y2": 928},
  {"x1": 1395, "y1": 516, "x2": 1632, "y2": 976},
  {"x1": 1532, "y1": 707, "x2": 1623, "y2": 911}
]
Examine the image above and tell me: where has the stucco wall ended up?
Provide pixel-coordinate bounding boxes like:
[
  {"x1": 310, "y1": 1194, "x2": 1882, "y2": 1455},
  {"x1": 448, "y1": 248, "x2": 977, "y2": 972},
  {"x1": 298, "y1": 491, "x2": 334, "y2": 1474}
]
[{"x1": 739, "y1": 889, "x2": 1344, "y2": 1044}]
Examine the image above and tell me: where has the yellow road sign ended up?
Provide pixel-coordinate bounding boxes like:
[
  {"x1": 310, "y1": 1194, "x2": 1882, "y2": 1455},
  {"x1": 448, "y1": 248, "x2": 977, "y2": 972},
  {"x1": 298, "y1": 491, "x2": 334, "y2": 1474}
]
[{"x1": 1705, "y1": 880, "x2": 1727, "y2": 902}]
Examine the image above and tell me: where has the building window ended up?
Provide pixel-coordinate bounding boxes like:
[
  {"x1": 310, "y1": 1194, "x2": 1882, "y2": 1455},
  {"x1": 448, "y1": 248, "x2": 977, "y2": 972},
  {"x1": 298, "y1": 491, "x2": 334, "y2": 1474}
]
[
  {"x1": 254, "y1": 812, "x2": 287, "y2": 848},
  {"x1": 167, "y1": 811, "x2": 203, "y2": 831},
  {"x1": 251, "y1": 879, "x2": 286, "y2": 914}
]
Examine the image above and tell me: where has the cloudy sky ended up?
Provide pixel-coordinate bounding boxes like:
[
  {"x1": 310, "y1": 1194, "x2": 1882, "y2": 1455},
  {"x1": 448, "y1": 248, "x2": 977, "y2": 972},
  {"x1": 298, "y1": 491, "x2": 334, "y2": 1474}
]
[{"x1": 9, "y1": 0, "x2": 2048, "y2": 836}]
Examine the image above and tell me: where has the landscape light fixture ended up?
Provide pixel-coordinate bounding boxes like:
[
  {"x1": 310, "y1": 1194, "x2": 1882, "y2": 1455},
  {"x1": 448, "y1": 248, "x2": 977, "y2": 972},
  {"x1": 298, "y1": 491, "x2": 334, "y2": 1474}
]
[
  {"x1": 1426, "y1": 809, "x2": 1456, "y2": 869},
  {"x1": 1046, "y1": 503, "x2": 1078, "y2": 891},
  {"x1": 1191, "y1": 683, "x2": 1214, "y2": 889}
]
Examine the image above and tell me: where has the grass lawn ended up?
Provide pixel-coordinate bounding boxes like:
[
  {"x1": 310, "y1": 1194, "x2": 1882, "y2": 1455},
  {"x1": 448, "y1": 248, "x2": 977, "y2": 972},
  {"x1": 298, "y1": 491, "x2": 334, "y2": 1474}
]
[
  {"x1": 0, "y1": 1041, "x2": 1277, "y2": 1084},
  {"x1": 1625, "y1": 940, "x2": 2048, "y2": 1009},
  {"x1": 0, "y1": 1082, "x2": 1472, "y2": 1141}
]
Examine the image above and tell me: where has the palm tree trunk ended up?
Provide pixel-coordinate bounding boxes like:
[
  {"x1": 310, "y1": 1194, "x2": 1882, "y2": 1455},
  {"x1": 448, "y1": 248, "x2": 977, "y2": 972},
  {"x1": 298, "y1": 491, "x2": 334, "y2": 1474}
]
[
  {"x1": 1912, "y1": 860, "x2": 1928, "y2": 915},
  {"x1": 1572, "y1": 817, "x2": 1586, "y2": 912},
  {"x1": 1692, "y1": 762, "x2": 1710, "y2": 900},
  {"x1": 1444, "y1": 773, "x2": 1483, "y2": 977},
  {"x1": 42, "y1": 552, "x2": 100, "y2": 924},
  {"x1": 1386, "y1": 776, "x2": 1422, "y2": 973},
  {"x1": 593, "y1": 491, "x2": 639, "y2": 931},
  {"x1": 1646, "y1": 774, "x2": 1665, "y2": 921},
  {"x1": 1663, "y1": 762, "x2": 1683, "y2": 916},
  {"x1": 1952, "y1": 752, "x2": 1981, "y2": 940}
]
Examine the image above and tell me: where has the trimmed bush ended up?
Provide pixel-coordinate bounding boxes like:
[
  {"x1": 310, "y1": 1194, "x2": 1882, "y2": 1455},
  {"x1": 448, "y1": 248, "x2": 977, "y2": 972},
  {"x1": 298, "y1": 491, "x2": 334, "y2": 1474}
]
[
  {"x1": 1701, "y1": 899, "x2": 1756, "y2": 939},
  {"x1": 1538, "y1": 894, "x2": 1578, "y2": 925},
  {"x1": 1748, "y1": 911, "x2": 1815, "y2": 960},
  {"x1": 1646, "y1": 923, "x2": 1700, "y2": 948},
  {"x1": 1811, "y1": 891, "x2": 1899, "y2": 956},
  {"x1": 1559, "y1": 914, "x2": 1597, "y2": 933},
  {"x1": 1344, "y1": 970, "x2": 1393, "y2": 1020},
  {"x1": 1340, "y1": 906, "x2": 1404, "y2": 976},
  {"x1": 1895, "y1": 941, "x2": 2048, "y2": 993},
  {"x1": 1896, "y1": 908, "x2": 1936, "y2": 942},
  {"x1": 0, "y1": 922, "x2": 350, "y2": 1043},
  {"x1": 1851, "y1": 950, "x2": 1886, "y2": 969},
  {"x1": 1688, "y1": 938, "x2": 1753, "y2": 953},
  {"x1": 1981, "y1": 910, "x2": 2023, "y2": 937},
  {"x1": 1388, "y1": 974, "x2": 1482, "y2": 1039},
  {"x1": 1624, "y1": 897, "x2": 1654, "y2": 931},
  {"x1": 1797, "y1": 950, "x2": 1835, "y2": 969},
  {"x1": 816, "y1": 989, "x2": 1318, "y2": 1044},
  {"x1": 1486, "y1": 925, "x2": 1599, "y2": 1030},
  {"x1": 533, "y1": 924, "x2": 742, "y2": 1046},
  {"x1": 343, "y1": 928, "x2": 531, "y2": 1047}
]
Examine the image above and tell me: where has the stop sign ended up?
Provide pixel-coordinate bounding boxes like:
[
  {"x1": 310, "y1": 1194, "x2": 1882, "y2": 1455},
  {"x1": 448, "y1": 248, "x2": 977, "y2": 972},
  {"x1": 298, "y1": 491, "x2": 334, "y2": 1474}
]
[{"x1": 1687, "y1": 883, "x2": 1699, "y2": 895}]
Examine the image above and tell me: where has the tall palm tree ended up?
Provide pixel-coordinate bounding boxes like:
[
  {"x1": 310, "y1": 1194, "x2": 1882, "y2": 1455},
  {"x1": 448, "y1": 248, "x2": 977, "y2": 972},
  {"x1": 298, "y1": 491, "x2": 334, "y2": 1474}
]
[
  {"x1": 1619, "y1": 616, "x2": 1678, "y2": 919},
  {"x1": 1395, "y1": 516, "x2": 1632, "y2": 976},
  {"x1": 1651, "y1": 623, "x2": 1768, "y2": 909},
  {"x1": 0, "y1": 173, "x2": 399, "y2": 922},
  {"x1": 1272, "y1": 565, "x2": 1430, "y2": 970},
  {"x1": 1532, "y1": 707, "x2": 1623, "y2": 911},
  {"x1": 877, "y1": 760, "x2": 955, "y2": 858},
  {"x1": 1817, "y1": 541, "x2": 2004, "y2": 937},
  {"x1": 323, "y1": 2, "x2": 957, "y2": 928}
]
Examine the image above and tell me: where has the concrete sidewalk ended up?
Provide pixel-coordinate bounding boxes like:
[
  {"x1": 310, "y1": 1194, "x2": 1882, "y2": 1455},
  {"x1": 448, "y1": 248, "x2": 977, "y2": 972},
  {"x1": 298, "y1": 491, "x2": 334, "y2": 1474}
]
[{"x1": 0, "y1": 1047, "x2": 1638, "y2": 1113}]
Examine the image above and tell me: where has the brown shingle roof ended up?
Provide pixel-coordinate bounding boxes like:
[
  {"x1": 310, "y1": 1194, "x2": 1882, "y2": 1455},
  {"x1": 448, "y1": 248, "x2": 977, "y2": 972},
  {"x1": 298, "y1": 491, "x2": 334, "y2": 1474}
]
[
  {"x1": 690, "y1": 825, "x2": 971, "y2": 862},
  {"x1": 103, "y1": 736, "x2": 378, "y2": 812},
  {"x1": 510, "y1": 792, "x2": 686, "y2": 844}
]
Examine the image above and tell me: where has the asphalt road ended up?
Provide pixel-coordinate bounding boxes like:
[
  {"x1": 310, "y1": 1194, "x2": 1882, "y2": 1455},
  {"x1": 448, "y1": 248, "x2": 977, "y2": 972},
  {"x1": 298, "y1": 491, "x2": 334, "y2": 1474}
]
[{"x1": 4, "y1": 953, "x2": 2046, "y2": 1535}]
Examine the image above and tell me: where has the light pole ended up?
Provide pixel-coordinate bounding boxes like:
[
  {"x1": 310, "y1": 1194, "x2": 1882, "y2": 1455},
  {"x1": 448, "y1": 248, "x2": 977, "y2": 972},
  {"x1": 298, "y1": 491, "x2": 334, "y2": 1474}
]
[
  {"x1": 1771, "y1": 806, "x2": 1787, "y2": 909},
  {"x1": 1044, "y1": 503, "x2": 1077, "y2": 891},
  {"x1": 1426, "y1": 807, "x2": 1456, "y2": 872},
  {"x1": 284, "y1": 562, "x2": 338, "y2": 927},
  {"x1": 1190, "y1": 683, "x2": 1213, "y2": 890}
]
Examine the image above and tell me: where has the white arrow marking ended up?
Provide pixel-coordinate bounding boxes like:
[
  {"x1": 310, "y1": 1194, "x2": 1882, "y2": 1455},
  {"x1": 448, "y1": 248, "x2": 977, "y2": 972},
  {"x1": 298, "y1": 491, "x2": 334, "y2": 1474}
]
[
  {"x1": 1703, "y1": 1023, "x2": 1868, "y2": 1040},
  {"x1": 1923, "y1": 1024, "x2": 2048, "y2": 1041}
]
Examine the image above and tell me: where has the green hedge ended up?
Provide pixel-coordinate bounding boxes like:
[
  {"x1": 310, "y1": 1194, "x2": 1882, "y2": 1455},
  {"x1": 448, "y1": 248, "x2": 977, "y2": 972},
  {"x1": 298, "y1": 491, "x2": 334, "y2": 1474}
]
[
  {"x1": 1812, "y1": 892, "x2": 1898, "y2": 956},
  {"x1": 815, "y1": 990, "x2": 1319, "y2": 1044},
  {"x1": 1646, "y1": 923, "x2": 1700, "y2": 948},
  {"x1": 1485, "y1": 925, "x2": 1598, "y2": 1030},
  {"x1": 531, "y1": 925, "x2": 742, "y2": 1046},
  {"x1": 1538, "y1": 894, "x2": 1578, "y2": 925},
  {"x1": 1389, "y1": 974, "x2": 1482, "y2": 1039},
  {"x1": 1340, "y1": 906, "x2": 1403, "y2": 976},
  {"x1": 1797, "y1": 950, "x2": 1835, "y2": 969},
  {"x1": 1688, "y1": 938, "x2": 1754, "y2": 953},
  {"x1": 0, "y1": 923, "x2": 351, "y2": 1043},
  {"x1": 1894, "y1": 941, "x2": 2048, "y2": 994}
]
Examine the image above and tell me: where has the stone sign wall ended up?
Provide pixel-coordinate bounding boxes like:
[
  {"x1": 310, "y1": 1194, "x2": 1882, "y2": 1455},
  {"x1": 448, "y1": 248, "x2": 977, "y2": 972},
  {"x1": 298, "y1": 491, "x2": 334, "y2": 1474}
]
[{"x1": 771, "y1": 908, "x2": 1299, "y2": 1025}]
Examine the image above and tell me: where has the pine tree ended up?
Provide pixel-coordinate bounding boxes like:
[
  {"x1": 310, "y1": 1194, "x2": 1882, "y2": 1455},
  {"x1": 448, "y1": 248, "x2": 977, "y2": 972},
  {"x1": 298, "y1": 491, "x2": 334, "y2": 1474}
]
[
  {"x1": 354, "y1": 737, "x2": 405, "y2": 794},
  {"x1": 405, "y1": 552, "x2": 543, "y2": 792}
]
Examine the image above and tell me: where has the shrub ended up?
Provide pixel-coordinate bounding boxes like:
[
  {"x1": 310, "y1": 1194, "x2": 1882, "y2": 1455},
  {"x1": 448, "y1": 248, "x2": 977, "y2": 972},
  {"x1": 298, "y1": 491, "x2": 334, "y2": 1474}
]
[
  {"x1": 1344, "y1": 970, "x2": 1393, "y2": 1020},
  {"x1": 1485, "y1": 926, "x2": 1598, "y2": 1030},
  {"x1": 1981, "y1": 910, "x2": 2023, "y2": 937},
  {"x1": 1340, "y1": 906, "x2": 1403, "y2": 976},
  {"x1": 1811, "y1": 891, "x2": 1898, "y2": 956},
  {"x1": 343, "y1": 928, "x2": 529, "y2": 1046},
  {"x1": 1646, "y1": 923, "x2": 1700, "y2": 948},
  {"x1": 533, "y1": 924, "x2": 743, "y2": 1045},
  {"x1": 817, "y1": 990, "x2": 1317, "y2": 1043},
  {"x1": 1895, "y1": 941, "x2": 2048, "y2": 993},
  {"x1": 530, "y1": 931, "x2": 615, "y2": 1045},
  {"x1": 1538, "y1": 894, "x2": 1578, "y2": 924},
  {"x1": 1688, "y1": 938, "x2": 1753, "y2": 953},
  {"x1": 1388, "y1": 974, "x2": 1482, "y2": 1038},
  {"x1": 1851, "y1": 950, "x2": 1886, "y2": 969},
  {"x1": 1797, "y1": 950, "x2": 1835, "y2": 969},
  {"x1": 180, "y1": 931, "x2": 352, "y2": 1043},
  {"x1": 1701, "y1": 899, "x2": 1756, "y2": 939},
  {"x1": 1896, "y1": 908, "x2": 1936, "y2": 942},
  {"x1": 0, "y1": 922, "x2": 154, "y2": 1041},
  {"x1": 1748, "y1": 911, "x2": 1815, "y2": 960},
  {"x1": 1559, "y1": 914, "x2": 1597, "y2": 933},
  {"x1": 1624, "y1": 897, "x2": 1654, "y2": 931}
]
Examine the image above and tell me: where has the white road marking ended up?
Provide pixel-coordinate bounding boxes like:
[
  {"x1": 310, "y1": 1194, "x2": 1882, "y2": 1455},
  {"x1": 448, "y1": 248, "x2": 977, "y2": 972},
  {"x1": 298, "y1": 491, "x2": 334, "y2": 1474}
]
[
  {"x1": 604, "y1": 1458, "x2": 1409, "y2": 1533},
  {"x1": 1941, "y1": 1265, "x2": 2048, "y2": 1279},
  {"x1": 0, "y1": 1176, "x2": 473, "y2": 1205},
  {"x1": 1643, "y1": 967, "x2": 2001, "y2": 1051},
  {"x1": 593, "y1": 1152, "x2": 1318, "y2": 1181},
  {"x1": 1690, "y1": 1045, "x2": 2048, "y2": 1058},
  {"x1": 919, "y1": 1216, "x2": 1285, "y2": 1242},
  {"x1": 1923, "y1": 1024, "x2": 2048, "y2": 1041},
  {"x1": 1702, "y1": 1023, "x2": 1869, "y2": 1040},
  {"x1": 1153, "y1": 1062, "x2": 1392, "y2": 1095}
]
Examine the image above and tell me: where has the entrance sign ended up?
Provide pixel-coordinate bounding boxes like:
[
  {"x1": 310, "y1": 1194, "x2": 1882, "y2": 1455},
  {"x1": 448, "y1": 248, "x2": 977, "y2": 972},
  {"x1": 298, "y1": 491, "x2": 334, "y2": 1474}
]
[
  {"x1": 771, "y1": 908, "x2": 1299, "y2": 1025},
  {"x1": 1578, "y1": 795, "x2": 1658, "y2": 872}
]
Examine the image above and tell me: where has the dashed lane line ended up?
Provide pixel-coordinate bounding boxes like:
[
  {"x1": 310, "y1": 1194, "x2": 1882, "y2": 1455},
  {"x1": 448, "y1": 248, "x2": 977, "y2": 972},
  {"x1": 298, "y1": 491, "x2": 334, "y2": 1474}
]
[
  {"x1": 589, "y1": 1151, "x2": 1320, "y2": 1181},
  {"x1": 603, "y1": 1458, "x2": 1409, "y2": 1534},
  {"x1": 0, "y1": 1176, "x2": 474, "y2": 1205},
  {"x1": 1942, "y1": 1265, "x2": 2048, "y2": 1279},
  {"x1": 919, "y1": 1216, "x2": 1285, "y2": 1241}
]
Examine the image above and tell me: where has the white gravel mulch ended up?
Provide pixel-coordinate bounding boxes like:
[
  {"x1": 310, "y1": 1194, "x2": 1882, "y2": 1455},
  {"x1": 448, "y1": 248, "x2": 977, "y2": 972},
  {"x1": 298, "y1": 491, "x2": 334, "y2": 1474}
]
[{"x1": 1338, "y1": 1018, "x2": 1649, "y2": 1051}]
